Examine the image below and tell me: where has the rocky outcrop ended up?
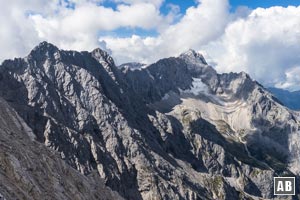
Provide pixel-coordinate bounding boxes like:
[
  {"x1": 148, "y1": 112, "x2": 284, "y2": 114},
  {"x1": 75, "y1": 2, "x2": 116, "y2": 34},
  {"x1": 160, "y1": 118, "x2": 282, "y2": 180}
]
[
  {"x1": 0, "y1": 97, "x2": 123, "y2": 200},
  {"x1": 0, "y1": 42, "x2": 299, "y2": 199}
]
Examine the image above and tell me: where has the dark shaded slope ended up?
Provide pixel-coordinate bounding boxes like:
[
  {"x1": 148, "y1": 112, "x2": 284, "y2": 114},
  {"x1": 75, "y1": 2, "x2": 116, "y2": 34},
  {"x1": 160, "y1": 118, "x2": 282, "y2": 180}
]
[{"x1": 0, "y1": 97, "x2": 123, "y2": 200}]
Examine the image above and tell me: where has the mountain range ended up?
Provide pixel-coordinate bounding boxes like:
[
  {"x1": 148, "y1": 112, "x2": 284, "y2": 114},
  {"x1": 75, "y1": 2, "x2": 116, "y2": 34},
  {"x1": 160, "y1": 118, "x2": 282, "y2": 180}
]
[
  {"x1": 0, "y1": 42, "x2": 299, "y2": 200},
  {"x1": 268, "y1": 87, "x2": 300, "y2": 111}
]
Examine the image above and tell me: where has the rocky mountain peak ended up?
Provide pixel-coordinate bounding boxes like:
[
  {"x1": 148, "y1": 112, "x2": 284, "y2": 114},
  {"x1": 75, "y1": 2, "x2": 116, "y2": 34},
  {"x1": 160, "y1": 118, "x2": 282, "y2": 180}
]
[
  {"x1": 179, "y1": 49, "x2": 208, "y2": 65},
  {"x1": 92, "y1": 48, "x2": 115, "y2": 66},
  {"x1": 28, "y1": 41, "x2": 60, "y2": 60},
  {"x1": 237, "y1": 71, "x2": 251, "y2": 80},
  {"x1": 34, "y1": 41, "x2": 58, "y2": 50}
]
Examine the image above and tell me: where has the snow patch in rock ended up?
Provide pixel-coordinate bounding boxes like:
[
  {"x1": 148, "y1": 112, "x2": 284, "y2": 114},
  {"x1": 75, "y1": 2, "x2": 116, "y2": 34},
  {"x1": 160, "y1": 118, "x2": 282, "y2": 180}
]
[
  {"x1": 182, "y1": 78, "x2": 209, "y2": 96},
  {"x1": 179, "y1": 78, "x2": 228, "y2": 106},
  {"x1": 121, "y1": 63, "x2": 149, "y2": 71}
]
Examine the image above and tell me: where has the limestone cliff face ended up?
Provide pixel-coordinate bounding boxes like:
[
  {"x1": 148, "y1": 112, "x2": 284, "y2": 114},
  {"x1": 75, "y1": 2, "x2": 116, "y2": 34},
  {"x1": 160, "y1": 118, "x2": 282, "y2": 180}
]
[{"x1": 0, "y1": 43, "x2": 299, "y2": 200}]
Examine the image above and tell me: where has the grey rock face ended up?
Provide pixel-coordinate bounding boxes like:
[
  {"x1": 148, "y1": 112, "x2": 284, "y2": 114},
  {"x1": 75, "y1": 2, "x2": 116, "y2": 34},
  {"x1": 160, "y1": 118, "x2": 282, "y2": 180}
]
[
  {"x1": 0, "y1": 97, "x2": 123, "y2": 200},
  {"x1": 0, "y1": 42, "x2": 299, "y2": 200}
]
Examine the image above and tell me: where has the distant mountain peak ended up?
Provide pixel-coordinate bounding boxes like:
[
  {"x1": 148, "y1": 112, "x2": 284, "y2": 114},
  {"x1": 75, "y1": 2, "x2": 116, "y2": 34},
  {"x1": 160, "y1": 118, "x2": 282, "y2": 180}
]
[
  {"x1": 268, "y1": 87, "x2": 300, "y2": 110},
  {"x1": 28, "y1": 41, "x2": 60, "y2": 61},
  {"x1": 91, "y1": 47, "x2": 115, "y2": 66},
  {"x1": 180, "y1": 49, "x2": 207, "y2": 65},
  {"x1": 32, "y1": 41, "x2": 59, "y2": 52},
  {"x1": 92, "y1": 47, "x2": 109, "y2": 57}
]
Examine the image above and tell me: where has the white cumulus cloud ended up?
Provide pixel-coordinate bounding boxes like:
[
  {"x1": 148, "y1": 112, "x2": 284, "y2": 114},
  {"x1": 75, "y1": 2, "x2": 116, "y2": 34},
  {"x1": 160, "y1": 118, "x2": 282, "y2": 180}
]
[
  {"x1": 0, "y1": 0, "x2": 172, "y2": 61},
  {"x1": 275, "y1": 66, "x2": 300, "y2": 91},
  {"x1": 100, "y1": 0, "x2": 230, "y2": 63},
  {"x1": 1, "y1": 0, "x2": 300, "y2": 90},
  {"x1": 0, "y1": 0, "x2": 59, "y2": 60},
  {"x1": 209, "y1": 6, "x2": 300, "y2": 90},
  {"x1": 30, "y1": 2, "x2": 169, "y2": 51}
]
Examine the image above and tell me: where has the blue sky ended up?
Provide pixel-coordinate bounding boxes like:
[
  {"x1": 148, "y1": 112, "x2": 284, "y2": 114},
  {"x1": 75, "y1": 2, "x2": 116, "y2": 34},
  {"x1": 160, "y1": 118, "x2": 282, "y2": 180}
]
[
  {"x1": 229, "y1": 0, "x2": 300, "y2": 9},
  {"x1": 102, "y1": 0, "x2": 300, "y2": 37},
  {"x1": 165, "y1": 0, "x2": 300, "y2": 9},
  {"x1": 159, "y1": 0, "x2": 300, "y2": 15}
]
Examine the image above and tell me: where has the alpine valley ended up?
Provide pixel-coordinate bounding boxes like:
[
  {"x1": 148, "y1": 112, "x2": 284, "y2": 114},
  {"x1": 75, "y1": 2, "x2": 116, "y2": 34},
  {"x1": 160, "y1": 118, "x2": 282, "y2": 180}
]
[{"x1": 0, "y1": 42, "x2": 299, "y2": 200}]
